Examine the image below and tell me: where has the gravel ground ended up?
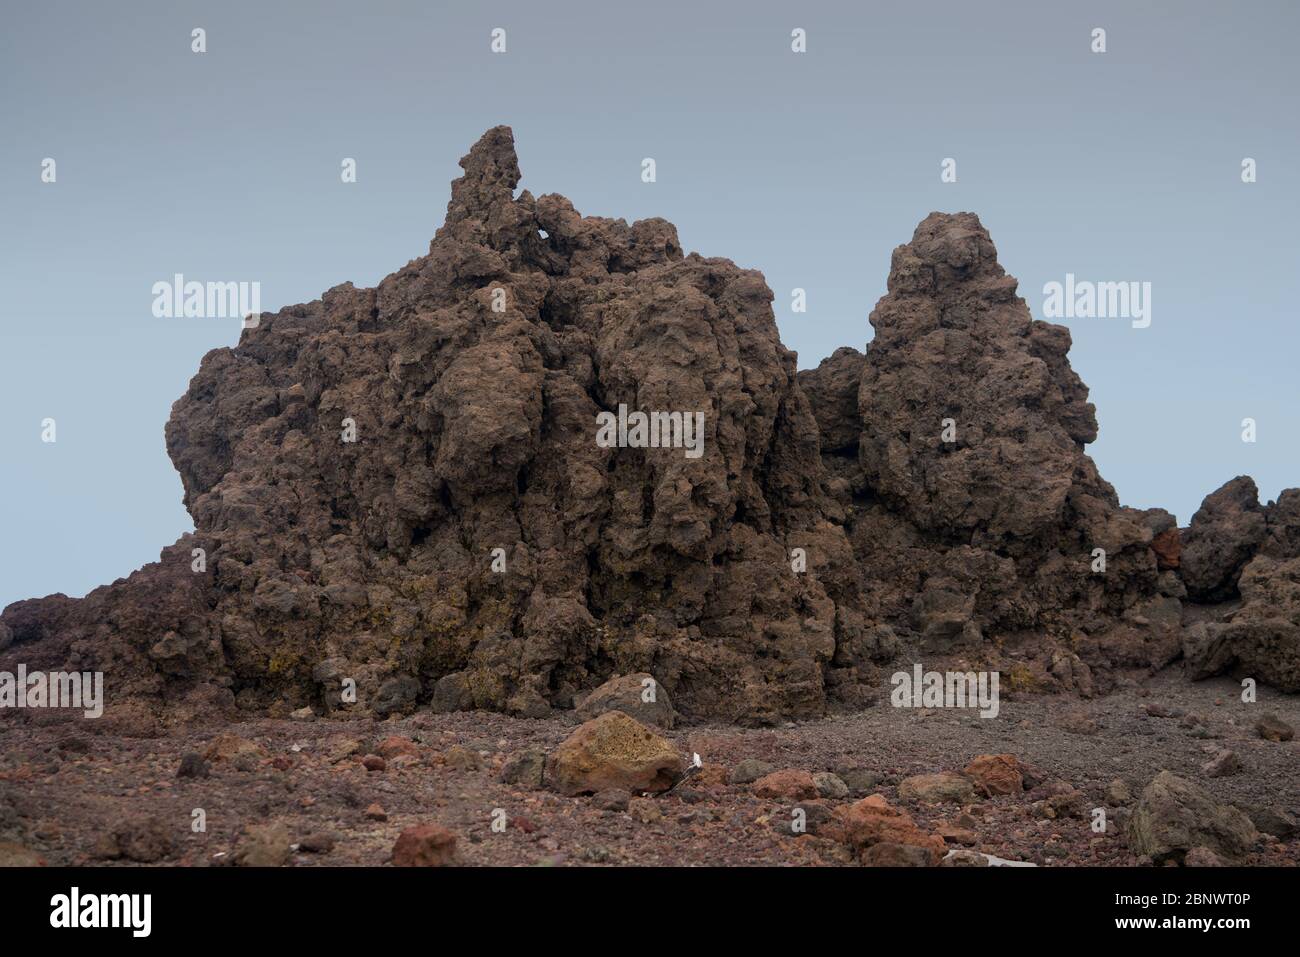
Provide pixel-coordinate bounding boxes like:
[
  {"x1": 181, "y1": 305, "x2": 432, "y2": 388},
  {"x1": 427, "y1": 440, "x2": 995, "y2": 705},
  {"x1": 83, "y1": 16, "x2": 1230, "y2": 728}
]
[{"x1": 0, "y1": 670, "x2": 1295, "y2": 867}]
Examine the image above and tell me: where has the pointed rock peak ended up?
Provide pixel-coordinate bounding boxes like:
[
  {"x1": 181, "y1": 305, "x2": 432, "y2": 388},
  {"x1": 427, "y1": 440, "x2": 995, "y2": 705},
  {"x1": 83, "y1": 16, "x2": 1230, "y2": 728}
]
[
  {"x1": 443, "y1": 125, "x2": 522, "y2": 227},
  {"x1": 887, "y1": 211, "x2": 1006, "y2": 294},
  {"x1": 859, "y1": 211, "x2": 1106, "y2": 542}
]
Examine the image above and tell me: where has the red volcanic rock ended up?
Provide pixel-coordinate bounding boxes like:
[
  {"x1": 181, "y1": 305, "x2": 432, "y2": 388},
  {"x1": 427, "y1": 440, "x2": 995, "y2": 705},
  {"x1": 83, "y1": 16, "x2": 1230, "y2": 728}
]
[
  {"x1": 1150, "y1": 528, "x2": 1181, "y2": 570},
  {"x1": 825, "y1": 795, "x2": 946, "y2": 865},
  {"x1": 751, "y1": 770, "x2": 819, "y2": 801},
  {"x1": 376, "y1": 735, "x2": 419, "y2": 758},
  {"x1": 964, "y1": 754, "x2": 1024, "y2": 797},
  {"x1": 391, "y1": 824, "x2": 457, "y2": 867}
]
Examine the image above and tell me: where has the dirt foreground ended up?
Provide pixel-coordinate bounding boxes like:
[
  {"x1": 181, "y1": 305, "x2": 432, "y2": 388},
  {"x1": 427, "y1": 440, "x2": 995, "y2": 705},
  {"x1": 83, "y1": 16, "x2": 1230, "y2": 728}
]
[{"x1": 1, "y1": 670, "x2": 1295, "y2": 868}]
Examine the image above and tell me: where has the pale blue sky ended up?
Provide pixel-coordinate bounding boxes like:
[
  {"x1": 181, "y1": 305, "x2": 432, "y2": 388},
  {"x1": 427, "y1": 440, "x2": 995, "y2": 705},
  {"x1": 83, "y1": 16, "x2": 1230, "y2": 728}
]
[{"x1": 2, "y1": 0, "x2": 1297, "y2": 608}]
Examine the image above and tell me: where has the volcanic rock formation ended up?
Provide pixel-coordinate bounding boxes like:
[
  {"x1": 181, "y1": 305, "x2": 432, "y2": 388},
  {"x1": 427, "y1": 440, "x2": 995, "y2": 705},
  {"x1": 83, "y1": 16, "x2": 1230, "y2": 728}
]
[
  {"x1": 799, "y1": 213, "x2": 1185, "y2": 694},
  {"x1": 1180, "y1": 480, "x2": 1300, "y2": 691},
  {"x1": 2, "y1": 127, "x2": 1296, "y2": 723}
]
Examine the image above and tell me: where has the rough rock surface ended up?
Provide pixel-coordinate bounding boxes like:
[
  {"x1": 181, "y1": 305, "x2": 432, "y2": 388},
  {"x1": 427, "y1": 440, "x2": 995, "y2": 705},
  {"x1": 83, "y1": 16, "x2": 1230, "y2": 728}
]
[
  {"x1": 964, "y1": 754, "x2": 1024, "y2": 796},
  {"x1": 390, "y1": 824, "x2": 457, "y2": 867},
  {"x1": 1182, "y1": 477, "x2": 1268, "y2": 601},
  {"x1": 1, "y1": 126, "x2": 874, "y2": 726},
  {"x1": 2, "y1": 128, "x2": 1298, "y2": 724},
  {"x1": 1200, "y1": 556, "x2": 1300, "y2": 692},
  {"x1": 799, "y1": 214, "x2": 1183, "y2": 695},
  {"x1": 233, "y1": 821, "x2": 292, "y2": 868},
  {"x1": 1126, "y1": 770, "x2": 1257, "y2": 864},
  {"x1": 897, "y1": 771, "x2": 976, "y2": 804},
  {"x1": 1254, "y1": 713, "x2": 1294, "y2": 742},
  {"x1": 575, "y1": 673, "x2": 675, "y2": 729},
  {"x1": 1179, "y1": 482, "x2": 1300, "y2": 691},
  {"x1": 825, "y1": 794, "x2": 947, "y2": 865},
  {"x1": 547, "y1": 711, "x2": 682, "y2": 795},
  {"x1": 752, "y1": 769, "x2": 819, "y2": 801}
]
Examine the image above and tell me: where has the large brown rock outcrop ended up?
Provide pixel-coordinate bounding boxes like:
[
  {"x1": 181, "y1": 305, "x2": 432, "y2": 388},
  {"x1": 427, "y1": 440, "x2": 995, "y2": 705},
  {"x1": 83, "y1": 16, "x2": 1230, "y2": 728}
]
[
  {"x1": 1, "y1": 127, "x2": 882, "y2": 725},
  {"x1": 3, "y1": 131, "x2": 1297, "y2": 722}
]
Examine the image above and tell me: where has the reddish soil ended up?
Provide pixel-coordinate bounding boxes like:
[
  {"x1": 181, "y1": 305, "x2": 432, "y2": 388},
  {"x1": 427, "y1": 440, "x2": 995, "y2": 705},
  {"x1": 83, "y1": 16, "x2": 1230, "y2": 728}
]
[{"x1": 1, "y1": 670, "x2": 1295, "y2": 867}]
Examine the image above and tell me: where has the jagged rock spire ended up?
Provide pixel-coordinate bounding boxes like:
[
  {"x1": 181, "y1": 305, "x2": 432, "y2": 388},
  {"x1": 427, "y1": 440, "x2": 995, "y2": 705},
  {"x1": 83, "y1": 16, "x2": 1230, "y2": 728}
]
[{"x1": 443, "y1": 125, "x2": 521, "y2": 229}]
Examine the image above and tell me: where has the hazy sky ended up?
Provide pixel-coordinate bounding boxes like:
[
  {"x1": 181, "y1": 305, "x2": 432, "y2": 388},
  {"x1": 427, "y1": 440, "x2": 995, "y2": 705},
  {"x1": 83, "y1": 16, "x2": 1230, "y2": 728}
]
[{"x1": 2, "y1": 0, "x2": 1297, "y2": 609}]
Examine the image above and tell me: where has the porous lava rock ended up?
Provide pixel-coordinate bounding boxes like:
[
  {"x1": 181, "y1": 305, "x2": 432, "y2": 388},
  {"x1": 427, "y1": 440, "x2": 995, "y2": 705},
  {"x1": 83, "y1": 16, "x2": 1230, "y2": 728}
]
[
  {"x1": 2, "y1": 127, "x2": 879, "y2": 725},
  {"x1": 799, "y1": 213, "x2": 1180, "y2": 692},
  {"x1": 3, "y1": 128, "x2": 1298, "y2": 723},
  {"x1": 824, "y1": 794, "x2": 947, "y2": 865},
  {"x1": 1181, "y1": 477, "x2": 1268, "y2": 601},
  {"x1": 547, "y1": 711, "x2": 682, "y2": 795},
  {"x1": 391, "y1": 824, "x2": 457, "y2": 867},
  {"x1": 1179, "y1": 484, "x2": 1300, "y2": 690}
]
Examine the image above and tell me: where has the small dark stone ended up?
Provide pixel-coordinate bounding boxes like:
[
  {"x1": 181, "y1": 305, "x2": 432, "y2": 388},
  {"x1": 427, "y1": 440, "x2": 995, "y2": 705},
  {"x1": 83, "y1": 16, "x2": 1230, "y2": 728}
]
[
  {"x1": 373, "y1": 675, "x2": 420, "y2": 717},
  {"x1": 592, "y1": 789, "x2": 631, "y2": 812},
  {"x1": 837, "y1": 767, "x2": 884, "y2": 794},
  {"x1": 728, "y1": 759, "x2": 774, "y2": 785},
  {"x1": 770, "y1": 802, "x2": 834, "y2": 837},
  {"x1": 1239, "y1": 804, "x2": 1296, "y2": 840},
  {"x1": 499, "y1": 749, "x2": 546, "y2": 789},
  {"x1": 177, "y1": 752, "x2": 210, "y2": 779},
  {"x1": 299, "y1": 831, "x2": 338, "y2": 854},
  {"x1": 431, "y1": 673, "x2": 475, "y2": 714}
]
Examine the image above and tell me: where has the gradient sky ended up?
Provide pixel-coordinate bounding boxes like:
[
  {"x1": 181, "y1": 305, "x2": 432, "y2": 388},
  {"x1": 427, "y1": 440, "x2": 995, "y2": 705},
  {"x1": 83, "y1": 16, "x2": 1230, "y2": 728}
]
[{"x1": 2, "y1": 0, "x2": 1297, "y2": 609}]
